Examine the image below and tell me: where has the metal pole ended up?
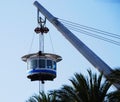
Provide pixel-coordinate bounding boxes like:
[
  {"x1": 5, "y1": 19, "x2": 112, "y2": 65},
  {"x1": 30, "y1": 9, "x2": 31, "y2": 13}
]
[
  {"x1": 39, "y1": 81, "x2": 44, "y2": 93},
  {"x1": 39, "y1": 33, "x2": 44, "y2": 52}
]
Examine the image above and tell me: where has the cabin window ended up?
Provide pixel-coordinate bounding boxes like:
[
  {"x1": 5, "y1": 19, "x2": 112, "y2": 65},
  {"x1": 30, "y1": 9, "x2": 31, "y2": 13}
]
[
  {"x1": 38, "y1": 59, "x2": 45, "y2": 68},
  {"x1": 27, "y1": 58, "x2": 57, "y2": 70},
  {"x1": 29, "y1": 59, "x2": 37, "y2": 69},
  {"x1": 47, "y1": 60, "x2": 52, "y2": 69},
  {"x1": 53, "y1": 61, "x2": 56, "y2": 70}
]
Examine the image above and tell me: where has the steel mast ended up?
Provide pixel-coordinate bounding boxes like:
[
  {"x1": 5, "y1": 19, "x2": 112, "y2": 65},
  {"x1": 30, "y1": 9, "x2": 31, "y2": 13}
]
[{"x1": 33, "y1": 1, "x2": 120, "y2": 89}]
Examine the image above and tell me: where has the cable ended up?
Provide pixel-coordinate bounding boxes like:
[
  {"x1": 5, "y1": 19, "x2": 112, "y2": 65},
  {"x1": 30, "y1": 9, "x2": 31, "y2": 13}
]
[
  {"x1": 64, "y1": 24, "x2": 120, "y2": 46},
  {"x1": 59, "y1": 18, "x2": 120, "y2": 39},
  {"x1": 58, "y1": 18, "x2": 120, "y2": 46},
  {"x1": 48, "y1": 31, "x2": 55, "y2": 53},
  {"x1": 28, "y1": 33, "x2": 35, "y2": 53}
]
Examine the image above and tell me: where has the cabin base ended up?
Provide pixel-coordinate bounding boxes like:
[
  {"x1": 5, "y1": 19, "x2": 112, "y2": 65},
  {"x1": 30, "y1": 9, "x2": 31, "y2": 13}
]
[{"x1": 27, "y1": 73, "x2": 56, "y2": 81}]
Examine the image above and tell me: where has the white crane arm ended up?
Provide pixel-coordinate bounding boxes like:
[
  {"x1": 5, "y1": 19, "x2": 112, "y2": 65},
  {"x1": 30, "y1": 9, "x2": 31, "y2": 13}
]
[{"x1": 33, "y1": 1, "x2": 120, "y2": 89}]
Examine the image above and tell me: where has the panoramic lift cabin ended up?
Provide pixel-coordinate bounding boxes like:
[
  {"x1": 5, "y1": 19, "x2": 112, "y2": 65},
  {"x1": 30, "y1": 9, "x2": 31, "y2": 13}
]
[
  {"x1": 21, "y1": 8, "x2": 62, "y2": 83},
  {"x1": 22, "y1": 51, "x2": 62, "y2": 81}
]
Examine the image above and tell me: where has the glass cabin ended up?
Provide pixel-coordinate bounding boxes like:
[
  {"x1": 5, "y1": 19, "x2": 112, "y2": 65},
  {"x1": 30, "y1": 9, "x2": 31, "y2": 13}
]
[{"x1": 22, "y1": 52, "x2": 62, "y2": 81}]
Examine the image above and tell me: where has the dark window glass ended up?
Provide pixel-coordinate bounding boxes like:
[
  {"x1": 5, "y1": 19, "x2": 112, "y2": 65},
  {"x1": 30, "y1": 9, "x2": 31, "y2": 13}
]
[
  {"x1": 47, "y1": 60, "x2": 52, "y2": 69},
  {"x1": 38, "y1": 59, "x2": 45, "y2": 68},
  {"x1": 53, "y1": 61, "x2": 56, "y2": 70},
  {"x1": 30, "y1": 59, "x2": 37, "y2": 69}
]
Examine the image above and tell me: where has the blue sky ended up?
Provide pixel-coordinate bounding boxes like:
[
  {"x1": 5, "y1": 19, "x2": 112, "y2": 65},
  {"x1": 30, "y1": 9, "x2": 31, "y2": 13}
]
[{"x1": 0, "y1": 0, "x2": 120, "y2": 102}]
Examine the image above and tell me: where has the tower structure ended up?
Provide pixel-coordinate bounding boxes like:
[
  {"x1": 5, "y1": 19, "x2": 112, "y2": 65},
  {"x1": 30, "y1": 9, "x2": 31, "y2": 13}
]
[
  {"x1": 33, "y1": 1, "x2": 120, "y2": 89},
  {"x1": 21, "y1": 9, "x2": 62, "y2": 90}
]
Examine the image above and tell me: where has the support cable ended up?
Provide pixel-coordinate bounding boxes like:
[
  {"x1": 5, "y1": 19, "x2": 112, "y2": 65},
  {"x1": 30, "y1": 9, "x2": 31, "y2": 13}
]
[
  {"x1": 59, "y1": 18, "x2": 120, "y2": 39},
  {"x1": 48, "y1": 31, "x2": 55, "y2": 53},
  {"x1": 71, "y1": 26, "x2": 120, "y2": 46},
  {"x1": 65, "y1": 24, "x2": 120, "y2": 46},
  {"x1": 58, "y1": 18, "x2": 120, "y2": 46},
  {"x1": 28, "y1": 33, "x2": 35, "y2": 53}
]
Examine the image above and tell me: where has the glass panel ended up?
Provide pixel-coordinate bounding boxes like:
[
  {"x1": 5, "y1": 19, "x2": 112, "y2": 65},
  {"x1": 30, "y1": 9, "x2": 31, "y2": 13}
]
[
  {"x1": 47, "y1": 60, "x2": 52, "y2": 69},
  {"x1": 38, "y1": 59, "x2": 45, "y2": 68},
  {"x1": 53, "y1": 61, "x2": 56, "y2": 70},
  {"x1": 30, "y1": 59, "x2": 37, "y2": 69}
]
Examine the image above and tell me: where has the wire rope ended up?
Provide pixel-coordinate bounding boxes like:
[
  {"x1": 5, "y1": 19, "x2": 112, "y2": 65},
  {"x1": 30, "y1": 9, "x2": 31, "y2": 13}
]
[
  {"x1": 28, "y1": 33, "x2": 35, "y2": 53},
  {"x1": 48, "y1": 31, "x2": 55, "y2": 53},
  {"x1": 59, "y1": 18, "x2": 120, "y2": 39},
  {"x1": 65, "y1": 24, "x2": 120, "y2": 46},
  {"x1": 58, "y1": 18, "x2": 120, "y2": 46}
]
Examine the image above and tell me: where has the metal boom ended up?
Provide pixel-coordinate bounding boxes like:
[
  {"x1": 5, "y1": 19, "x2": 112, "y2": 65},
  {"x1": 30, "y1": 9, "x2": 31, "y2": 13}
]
[{"x1": 33, "y1": 1, "x2": 120, "y2": 89}]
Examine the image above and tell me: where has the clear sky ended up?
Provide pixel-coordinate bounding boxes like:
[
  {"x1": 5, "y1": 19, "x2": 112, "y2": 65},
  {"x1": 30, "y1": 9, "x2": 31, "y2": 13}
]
[{"x1": 0, "y1": 0, "x2": 120, "y2": 102}]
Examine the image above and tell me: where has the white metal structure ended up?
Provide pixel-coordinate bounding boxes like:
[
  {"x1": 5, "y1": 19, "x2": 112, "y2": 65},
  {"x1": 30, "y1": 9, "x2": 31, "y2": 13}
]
[
  {"x1": 33, "y1": 1, "x2": 120, "y2": 89},
  {"x1": 21, "y1": 10, "x2": 62, "y2": 92}
]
